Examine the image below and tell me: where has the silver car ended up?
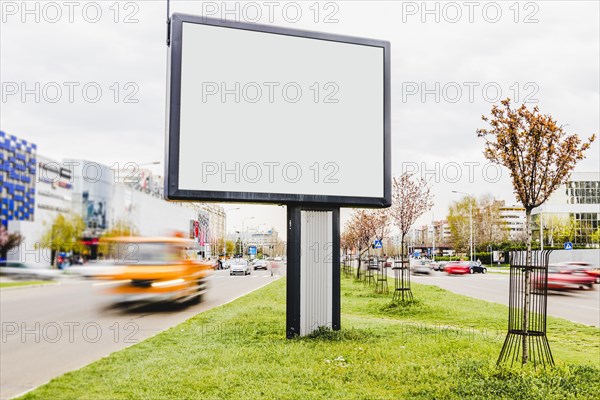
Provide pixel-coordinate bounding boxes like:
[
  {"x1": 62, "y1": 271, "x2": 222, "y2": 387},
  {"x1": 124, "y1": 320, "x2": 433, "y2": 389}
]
[
  {"x1": 253, "y1": 259, "x2": 268, "y2": 270},
  {"x1": 230, "y1": 258, "x2": 251, "y2": 276}
]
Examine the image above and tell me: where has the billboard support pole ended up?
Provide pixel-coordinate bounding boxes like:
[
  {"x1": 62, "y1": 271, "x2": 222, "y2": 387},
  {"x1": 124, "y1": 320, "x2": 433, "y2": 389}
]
[
  {"x1": 286, "y1": 205, "x2": 340, "y2": 339},
  {"x1": 166, "y1": 0, "x2": 171, "y2": 46}
]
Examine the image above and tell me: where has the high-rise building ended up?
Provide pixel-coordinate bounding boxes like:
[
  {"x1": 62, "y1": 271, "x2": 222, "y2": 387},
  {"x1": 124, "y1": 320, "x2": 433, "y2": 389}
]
[{"x1": 1, "y1": 131, "x2": 36, "y2": 229}]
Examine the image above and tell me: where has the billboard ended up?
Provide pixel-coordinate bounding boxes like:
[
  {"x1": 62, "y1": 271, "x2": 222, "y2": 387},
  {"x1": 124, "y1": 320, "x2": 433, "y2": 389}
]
[{"x1": 165, "y1": 14, "x2": 390, "y2": 207}]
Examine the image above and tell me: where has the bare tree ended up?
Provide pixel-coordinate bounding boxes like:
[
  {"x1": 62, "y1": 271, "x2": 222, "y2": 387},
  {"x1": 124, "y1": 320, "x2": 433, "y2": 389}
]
[
  {"x1": 372, "y1": 208, "x2": 391, "y2": 254},
  {"x1": 390, "y1": 173, "x2": 434, "y2": 258},
  {"x1": 344, "y1": 210, "x2": 379, "y2": 279},
  {"x1": 478, "y1": 98, "x2": 596, "y2": 364}
]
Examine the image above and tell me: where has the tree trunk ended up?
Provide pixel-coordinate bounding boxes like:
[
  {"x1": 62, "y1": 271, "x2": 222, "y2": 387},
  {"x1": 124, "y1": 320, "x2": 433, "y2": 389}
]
[
  {"x1": 356, "y1": 247, "x2": 362, "y2": 279},
  {"x1": 400, "y1": 233, "x2": 405, "y2": 259},
  {"x1": 522, "y1": 209, "x2": 532, "y2": 364}
]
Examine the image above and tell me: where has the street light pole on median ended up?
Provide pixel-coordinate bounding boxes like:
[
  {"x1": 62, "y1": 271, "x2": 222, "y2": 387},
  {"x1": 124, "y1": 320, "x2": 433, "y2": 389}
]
[
  {"x1": 242, "y1": 217, "x2": 255, "y2": 258},
  {"x1": 223, "y1": 207, "x2": 240, "y2": 258},
  {"x1": 452, "y1": 190, "x2": 473, "y2": 262}
]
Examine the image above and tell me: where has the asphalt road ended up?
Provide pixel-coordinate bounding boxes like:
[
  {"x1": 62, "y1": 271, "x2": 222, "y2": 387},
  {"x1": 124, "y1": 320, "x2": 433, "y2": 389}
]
[
  {"x1": 0, "y1": 268, "x2": 284, "y2": 399},
  {"x1": 411, "y1": 271, "x2": 600, "y2": 327}
]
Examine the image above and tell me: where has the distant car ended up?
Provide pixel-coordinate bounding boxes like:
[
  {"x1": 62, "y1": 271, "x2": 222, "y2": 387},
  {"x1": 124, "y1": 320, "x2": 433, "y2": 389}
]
[
  {"x1": 274, "y1": 256, "x2": 283, "y2": 262},
  {"x1": 253, "y1": 259, "x2": 268, "y2": 270},
  {"x1": 541, "y1": 266, "x2": 596, "y2": 290},
  {"x1": 411, "y1": 260, "x2": 431, "y2": 275},
  {"x1": 431, "y1": 261, "x2": 448, "y2": 271},
  {"x1": 230, "y1": 258, "x2": 251, "y2": 276},
  {"x1": 445, "y1": 262, "x2": 471, "y2": 275},
  {"x1": 468, "y1": 262, "x2": 487, "y2": 274},
  {"x1": 0, "y1": 262, "x2": 57, "y2": 280}
]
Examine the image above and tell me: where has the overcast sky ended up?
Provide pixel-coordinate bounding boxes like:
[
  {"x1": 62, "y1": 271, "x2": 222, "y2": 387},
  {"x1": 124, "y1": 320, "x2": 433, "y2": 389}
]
[{"x1": 1, "y1": 1, "x2": 598, "y2": 237}]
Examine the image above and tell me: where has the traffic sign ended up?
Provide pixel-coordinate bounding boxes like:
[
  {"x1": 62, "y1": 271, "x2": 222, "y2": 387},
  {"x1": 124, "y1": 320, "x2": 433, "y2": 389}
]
[
  {"x1": 248, "y1": 246, "x2": 257, "y2": 255},
  {"x1": 373, "y1": 239, "x2": 383, "y2": 249},
  {"x1": 564, "y1": 242, "x2": 573, "y2": 250}
]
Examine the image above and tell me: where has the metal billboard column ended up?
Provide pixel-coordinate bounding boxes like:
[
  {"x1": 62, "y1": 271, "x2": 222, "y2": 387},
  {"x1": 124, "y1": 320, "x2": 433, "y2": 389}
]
[{"x1": 287, "y1": 206, "x2": 340, "y2": 339}]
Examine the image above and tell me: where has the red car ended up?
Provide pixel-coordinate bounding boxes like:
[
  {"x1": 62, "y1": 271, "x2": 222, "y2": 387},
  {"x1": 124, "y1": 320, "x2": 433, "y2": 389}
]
[
  {"x1": 542, "y1": 266, "x2": 596, "y2": 290},
  {"x1": 557, "y1": 262, "x2": 600, "y2": 284},
  {"x1": 445, "y1": 262, "x2": 471, "y2": 275}
]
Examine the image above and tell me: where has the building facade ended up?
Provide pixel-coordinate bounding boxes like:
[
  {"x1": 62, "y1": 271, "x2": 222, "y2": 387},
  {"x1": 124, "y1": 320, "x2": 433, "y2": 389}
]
[
  {"x1": 499, "y1": 203, "x2": 526, "y2": 241},
  {"x1": 1, "y1": 131, "x2": 36, "y2": 229},
  {"x1": 532, "y1": 172, "x2": 600, "y2": 246}
]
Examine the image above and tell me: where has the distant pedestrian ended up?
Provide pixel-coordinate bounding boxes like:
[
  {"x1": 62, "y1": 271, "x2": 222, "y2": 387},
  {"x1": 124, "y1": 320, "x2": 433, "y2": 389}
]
[{"x1": 269, "y1": 260, "x2": 282, "y2": 277}]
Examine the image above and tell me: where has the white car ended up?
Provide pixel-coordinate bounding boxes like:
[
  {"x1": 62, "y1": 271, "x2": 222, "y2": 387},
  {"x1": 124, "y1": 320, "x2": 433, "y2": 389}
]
[
  {"x1": 230, "y1": 259, "x2": 251, "y2": 276},
  {"x1": 253, "y1": 259, "x2": 268, "y2": 270}
]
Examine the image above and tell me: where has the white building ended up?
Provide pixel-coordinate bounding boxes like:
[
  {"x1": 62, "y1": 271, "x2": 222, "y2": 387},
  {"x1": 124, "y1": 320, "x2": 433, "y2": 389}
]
[
  {"x1": 532, "y1": 172, "x2": 599, "y2": 246},
  {"x1": 10, "y1": 158, "x2": 204, "y2": 264},
  {"x1": 499, "y1": 203, "x2": 526, "y2": 240},
  {"x1": 7, "y1": 154, "x2": 72, "y2": 265}
]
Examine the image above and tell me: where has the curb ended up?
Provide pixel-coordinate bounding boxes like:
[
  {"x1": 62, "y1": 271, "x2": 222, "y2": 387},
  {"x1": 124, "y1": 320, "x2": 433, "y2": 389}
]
[{"x1": 0, "y1": 281, "x2": 59, "y2": 290}]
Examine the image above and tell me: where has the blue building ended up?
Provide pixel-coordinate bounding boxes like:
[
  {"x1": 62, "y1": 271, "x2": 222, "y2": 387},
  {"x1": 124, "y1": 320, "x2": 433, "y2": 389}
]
[{"x1": 0, "y1": 131, "x2": 37, "y2": 228}]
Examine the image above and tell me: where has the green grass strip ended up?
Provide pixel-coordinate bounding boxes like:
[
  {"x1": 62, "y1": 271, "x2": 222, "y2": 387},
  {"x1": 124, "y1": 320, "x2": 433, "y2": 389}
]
[{"x1": 19, "y1": 276, "x2": 600, "y2": 400}]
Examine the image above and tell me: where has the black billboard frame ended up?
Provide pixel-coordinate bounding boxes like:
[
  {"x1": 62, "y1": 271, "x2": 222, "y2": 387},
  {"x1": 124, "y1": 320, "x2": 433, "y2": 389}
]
[{"x1": 165, "y1": 13, "x2": 391, "y2": 208}]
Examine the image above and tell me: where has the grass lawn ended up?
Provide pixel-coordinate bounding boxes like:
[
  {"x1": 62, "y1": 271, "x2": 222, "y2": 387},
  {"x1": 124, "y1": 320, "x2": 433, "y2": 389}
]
[
  {"x1": 0, "y1": 281, "x2": 54, "y2": 289},
  {"x1": 19, "y1": 276, "x2": 600, "y2": 400}
]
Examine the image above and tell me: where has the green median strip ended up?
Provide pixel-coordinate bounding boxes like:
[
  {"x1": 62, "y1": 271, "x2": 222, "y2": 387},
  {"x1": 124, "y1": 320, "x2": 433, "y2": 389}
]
[
  {"x1": 0, "y1": 281, "x2": 54, "y2": 289},
  {"x1": 19, "y1": 277, "x2": 600, "y2": 400}
]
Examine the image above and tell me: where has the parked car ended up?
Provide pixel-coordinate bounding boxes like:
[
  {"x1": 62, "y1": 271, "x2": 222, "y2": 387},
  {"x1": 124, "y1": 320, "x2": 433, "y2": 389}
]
[
  {"x1": 230, "y1": 258, "x2": 251, "y2": 276},
  {"x1": 445, "y1": 262, "x2": 471, "y2": 275},
  {"x1": 253, "y1": 259, "x2": 268, "y2": 270},
  {"x1": 542, "y1": 266, "x2": 596, "y2": 290},
  {"x1": 468, "y1": 261, "x2": 487, "y2": 274}
]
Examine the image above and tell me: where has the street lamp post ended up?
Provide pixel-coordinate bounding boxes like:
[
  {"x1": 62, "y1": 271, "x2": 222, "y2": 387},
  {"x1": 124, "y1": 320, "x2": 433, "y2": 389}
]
[
  {"x1": 540, "y1": 207, "x2": 544, "y2": 252},
  {"x1": 242, "y1": 217, "x2": 255, "y2": 258},
  {"x1": 223, "y1": 207, "x2": 240, "y2": 258},
  {"x1": 431, "y1": 211, "x2": 435, "y2": 261},
  {"x1": 452, "y1": 191, "x2": 473, "y2": 262}
]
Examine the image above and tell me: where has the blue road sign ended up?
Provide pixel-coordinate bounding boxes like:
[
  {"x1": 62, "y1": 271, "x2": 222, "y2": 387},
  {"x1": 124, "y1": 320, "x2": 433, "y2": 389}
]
[
  {"x1": 373, "y1": 239, "x2": 383, "y2": 249},
  {"x1": 564, "y1": 242, "x2": 573, "y2": 250},
  {"x1": 248, "y1": 246, "x2": 257, "y2": 255}
]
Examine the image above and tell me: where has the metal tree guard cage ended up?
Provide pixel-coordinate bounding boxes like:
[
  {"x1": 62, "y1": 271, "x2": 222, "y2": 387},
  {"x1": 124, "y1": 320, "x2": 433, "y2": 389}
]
[
  {"x1": 365, "y1": 256, "x2": 377, "y2": 286},
  {"x1": 375, "y1": 258, "x2": 388, "y2": 294},
  {"x1": 342, "y1": 252, "x2": 352, "y2": 278},
  {"x1": 497, "y1": 250, "x2": 554, "y2": 367},
  {"x1": 392, "y1": 256, "x2": 413, "y2": 301}
]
